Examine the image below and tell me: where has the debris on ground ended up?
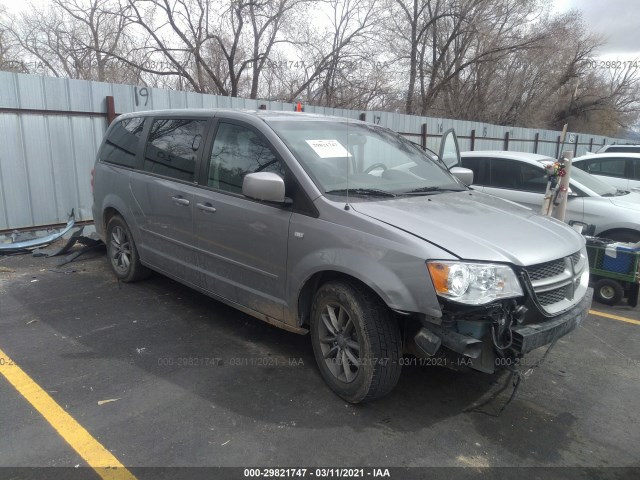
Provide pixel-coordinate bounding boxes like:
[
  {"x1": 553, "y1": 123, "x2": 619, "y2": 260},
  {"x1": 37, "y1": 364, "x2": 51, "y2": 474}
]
[
  {"x1": 0, "y1": 211, "x2": 76, "y2": 254},
  {"x1": 97, "y1": 398, "x2": 121, "y2": 406}
]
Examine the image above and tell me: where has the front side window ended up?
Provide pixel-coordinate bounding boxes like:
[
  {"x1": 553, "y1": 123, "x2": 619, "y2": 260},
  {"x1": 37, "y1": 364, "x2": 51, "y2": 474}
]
[
  {"x1": 460, "y1": 157, "x2": 488, "y2": 185},
  {"x1": 100, "y1": 117, "x2": 145, "y2": 168},
  {"x1": 267, "y1": 120, "x2": 463, "y2": 195},
  {"x1": 488, "y1": 159, "x2": 524, "y2": 189},
  {"x1": 208, "y1": 122, "x2": 285, "y2": 194},
  {"x1": 143, "y1": 118, "x2": 206, "y2": 182}
]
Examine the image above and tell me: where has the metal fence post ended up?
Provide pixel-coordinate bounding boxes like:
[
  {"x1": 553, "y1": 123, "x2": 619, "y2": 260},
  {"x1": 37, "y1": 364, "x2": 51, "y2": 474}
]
[
  {"x1": 106, "y1": 96, "x2": 116, "y2": 124},
  {"x1": 504, "y1": 131, "x2": 510, "y2": 150},
  {"x1": 573, "y1": 135, "x2": 579, "y2": 157},
  {"x1": 421, "y1": 123, "x2": 427, "y2": 150},
  {"x1": 470, "y1": 129, "x2": 476, "y2": 151},
  {"x1": 555, "y1": 135, "x2": 561, "y2": 158},
  {"x1": 359, "y1": 113, "x2": 366, "y2": 121},
  {"x1": 533, "y1": 132, "x2": 539, "y2": 153},
  {"x1": 588, "y1": 138, "x2": 593, "y2": 152}
]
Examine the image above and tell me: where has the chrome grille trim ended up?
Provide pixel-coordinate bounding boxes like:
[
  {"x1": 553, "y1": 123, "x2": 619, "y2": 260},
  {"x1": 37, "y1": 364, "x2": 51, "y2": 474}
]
[{"x1": 524, "y1": 249, "x2": 588, "y2": 315}]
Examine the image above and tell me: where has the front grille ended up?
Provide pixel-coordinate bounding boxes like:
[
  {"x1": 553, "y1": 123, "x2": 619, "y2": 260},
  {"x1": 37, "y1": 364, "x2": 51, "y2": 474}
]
[
  {"x1": 524, "y1": 250, "x2": 585, "y2": 315},
  {"x1": 526, "y1": 259, "x2": 566, "y2": 281},
  {"x1": 538, "y1": 287, "x2": 568, "y2": 306}
]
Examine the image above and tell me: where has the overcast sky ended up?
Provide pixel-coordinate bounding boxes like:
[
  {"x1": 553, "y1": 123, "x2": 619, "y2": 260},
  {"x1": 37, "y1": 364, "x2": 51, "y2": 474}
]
[{"x1": 554, "y1": 0, "x2": 640, "y2": 57}]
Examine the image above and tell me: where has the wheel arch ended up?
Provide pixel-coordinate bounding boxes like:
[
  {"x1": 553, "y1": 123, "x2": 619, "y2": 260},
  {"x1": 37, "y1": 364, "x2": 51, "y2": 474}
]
[
  {"x1": 597, "y1": 228, "x2": 640, "y2": 242},
  {"x1": 296, "y1": 269, "x2": 406, "y2": 329}
]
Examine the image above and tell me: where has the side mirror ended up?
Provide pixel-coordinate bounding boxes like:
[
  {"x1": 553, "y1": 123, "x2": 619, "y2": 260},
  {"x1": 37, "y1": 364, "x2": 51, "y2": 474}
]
[
  {"x1": 449, "y1": 167, "x2": 474, "y2": 186},
  {"x1": 242, "y1": 172, "x2": 286, "y2": 203}
]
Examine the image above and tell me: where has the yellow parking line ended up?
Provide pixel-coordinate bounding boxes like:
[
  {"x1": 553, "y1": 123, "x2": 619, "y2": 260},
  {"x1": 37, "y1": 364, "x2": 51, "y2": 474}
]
[
  {"x1": 589, "y1": 310, "x2": 640, "y2": 326},
  {"x1": 0, "y1": 347, "x2": 136, "y2": 480}
]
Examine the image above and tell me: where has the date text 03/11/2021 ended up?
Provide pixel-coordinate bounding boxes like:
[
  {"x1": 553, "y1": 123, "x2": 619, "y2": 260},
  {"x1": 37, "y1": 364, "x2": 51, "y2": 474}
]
[{"x1": 243, "y1": 468, "x2": 391, "y2": 478}]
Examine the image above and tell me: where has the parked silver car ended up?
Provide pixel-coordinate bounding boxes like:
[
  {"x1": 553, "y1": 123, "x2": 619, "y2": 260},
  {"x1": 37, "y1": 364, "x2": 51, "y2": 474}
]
[
  {"x1": 594, "y1": 144, "x2": 640, "y2": 154},
  {"x1": 460, "y1": 151, "x2": 640, "y2": 243},
  {"x1": 92, "y1": 111, "x2": 591, "y2": 402},
  {"x1": 573, "y1": 152, "x2": 640, "y2": 194}
]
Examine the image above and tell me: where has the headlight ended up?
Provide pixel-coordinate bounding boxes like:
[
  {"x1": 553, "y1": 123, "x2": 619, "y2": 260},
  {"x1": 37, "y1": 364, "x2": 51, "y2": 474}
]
[{"x1": 427, "y1": 261, "x2": 524, "y2": 305}]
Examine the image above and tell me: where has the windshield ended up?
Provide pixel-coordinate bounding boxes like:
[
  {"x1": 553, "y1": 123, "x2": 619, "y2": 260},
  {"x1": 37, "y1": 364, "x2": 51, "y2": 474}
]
[
  {"x1": 569, "y1": 166, "x2": 619, "y2": 196},
  {"x1": 267, "y1": 120, "x2": 465, "y2": 195}
]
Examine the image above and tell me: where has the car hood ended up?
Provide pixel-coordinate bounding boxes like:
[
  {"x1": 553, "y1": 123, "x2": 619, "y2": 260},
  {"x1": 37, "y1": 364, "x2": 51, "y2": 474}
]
[{"x1": 351, "y1": 191, "x2": 582, "y2": 266}]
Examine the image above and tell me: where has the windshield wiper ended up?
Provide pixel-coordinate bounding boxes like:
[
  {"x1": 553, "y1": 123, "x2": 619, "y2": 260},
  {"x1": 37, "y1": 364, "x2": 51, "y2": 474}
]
[
  {"x1": 402, "y1": 186, "x2": 465, "y2": 195},
  {"x1": 324, "y1": 188, "x2": 396, "y2": 197}
]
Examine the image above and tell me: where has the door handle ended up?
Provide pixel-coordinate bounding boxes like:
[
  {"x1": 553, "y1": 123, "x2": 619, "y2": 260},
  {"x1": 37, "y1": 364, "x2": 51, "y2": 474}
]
[
  {"x1": 171, "y1": 196, "x2": 190, "y2": 206},
  {"x1": 196, "y1": 202, "x2": 217, "y2": 213}
]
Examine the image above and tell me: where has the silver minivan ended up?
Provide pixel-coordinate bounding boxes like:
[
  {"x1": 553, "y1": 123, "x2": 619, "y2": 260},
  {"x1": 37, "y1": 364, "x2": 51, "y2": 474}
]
[{"x1": 92, "y1": 110, "x2": 592, "y2": 403}]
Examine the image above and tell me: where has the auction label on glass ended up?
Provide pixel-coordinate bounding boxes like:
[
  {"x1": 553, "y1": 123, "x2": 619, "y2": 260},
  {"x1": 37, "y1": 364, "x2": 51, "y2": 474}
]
[{"x1": 305, "y1": 139, "x2": 352, "y2": 158}]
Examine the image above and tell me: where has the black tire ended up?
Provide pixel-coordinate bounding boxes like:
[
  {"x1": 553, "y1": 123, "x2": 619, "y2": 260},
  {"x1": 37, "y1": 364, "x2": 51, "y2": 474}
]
[
  {"x1": 594, "y1": 278, "x2": 624, "y2": 306},
  {"x1": 106, "y1": 215, "x2": 151, "y2": 282},
  {"x1": 602, "y1": 231, "x2": 640, "y2": 243},
  {"x1": 310, "y1": 281, "x2": 402, "y2": 403}
]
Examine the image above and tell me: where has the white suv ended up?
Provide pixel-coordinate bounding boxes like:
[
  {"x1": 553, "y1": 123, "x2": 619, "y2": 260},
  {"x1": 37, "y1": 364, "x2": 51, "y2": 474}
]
[{"x1": 573, "y1": 153, "x2": 640, "y2": 193}]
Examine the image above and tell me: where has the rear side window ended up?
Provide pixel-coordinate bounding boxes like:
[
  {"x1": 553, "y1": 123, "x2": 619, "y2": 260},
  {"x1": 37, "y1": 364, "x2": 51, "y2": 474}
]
[
  {"x1": 208, "y1": 122, "x2": 285, "y2": 194},
  {"x1": 100, "y1": 117, "x2": 145, "y2": 168},
  {"x1": 143, "y1": 118, "x2": 206, "y2": 182},
  {"x1": 583, "y1": 158, "x2": 626, "y2": 178}
]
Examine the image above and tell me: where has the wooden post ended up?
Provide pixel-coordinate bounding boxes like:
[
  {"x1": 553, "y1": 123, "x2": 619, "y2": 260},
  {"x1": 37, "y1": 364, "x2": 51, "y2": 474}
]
[
  {"x1": 421, "y1": 123, "x2": 427, "y2": 150},
  {"x1": 533, "y1": 132, "x2": 539, "y2": 154},
  {"x1": 106, "y1": 96, "x2": 116, "y2": 125},
  {"x1": 470, "y1": 129, "x2": 476, "y2": 151},
  {"x1": 504, "y1": 131, "x2": 510, "y2": 150},
  {"x1": 359, "y1": 113, "x2": 366, "y2": 121}
]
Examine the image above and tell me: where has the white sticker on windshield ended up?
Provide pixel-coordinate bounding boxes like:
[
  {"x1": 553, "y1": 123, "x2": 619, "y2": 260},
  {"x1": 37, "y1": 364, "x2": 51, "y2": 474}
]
[{"x1": 305, "y1": 139, "x2": 352, "y2": 158}]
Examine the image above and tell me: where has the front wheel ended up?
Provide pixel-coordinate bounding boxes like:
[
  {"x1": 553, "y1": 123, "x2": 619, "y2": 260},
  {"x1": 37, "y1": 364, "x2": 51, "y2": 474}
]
[
  {"x1": 310, "y1": 281, "x2": 402, "y2": 403},
  {"x1": 594, "y1": 278, "x2": 624, "y2": 306}
]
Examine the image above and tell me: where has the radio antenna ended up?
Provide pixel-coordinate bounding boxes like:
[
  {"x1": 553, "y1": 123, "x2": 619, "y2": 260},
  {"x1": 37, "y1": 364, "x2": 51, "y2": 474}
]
[{"x1": 344, "y1": 115, "x2": 351, "y2": 211}]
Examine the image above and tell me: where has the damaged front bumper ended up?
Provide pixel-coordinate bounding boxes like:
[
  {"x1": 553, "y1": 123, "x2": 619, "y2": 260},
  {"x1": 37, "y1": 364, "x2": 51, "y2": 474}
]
[
  {"x1": 413, "y1": 287, "x2": 593, "y2": 374},
  {"x1": 510, "y1": 287, "x2": 592, "y2": 354},
  {"x1": 0, "y1": 211, "x2": 75, "y2": 253}
]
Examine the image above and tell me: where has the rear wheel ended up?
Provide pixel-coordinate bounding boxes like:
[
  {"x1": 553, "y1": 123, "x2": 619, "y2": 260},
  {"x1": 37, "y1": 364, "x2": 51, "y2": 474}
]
[
  {"x1": 594, "y1": 278, "x2": 624, "y2": 306},
  {"x1": 106, "y1": 215, "x2": 150, "y2": 282},
  {"x1": 310, "y1": 281, "x2": 402, "y2": 403}
]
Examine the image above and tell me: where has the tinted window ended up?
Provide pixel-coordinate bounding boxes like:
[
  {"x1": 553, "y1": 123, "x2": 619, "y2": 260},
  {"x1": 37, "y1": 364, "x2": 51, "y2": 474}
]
[
  {"x1": 603, "y1": 146, "x2": 640, "y2": 153},
  {"x1": 583, "y1": 158, "x2": 626, "y2": 178},
  {"x1": 100, "y1": 117, "x2": 145, "y2": 168},
  {"x1": 143, "y1": 119, "x2": 206, "y2": 182},
  {"x1": 460, "y1": 157, "x2": 488, "y2": 185},
  {"x1": 487, "y1": 159, "x2": 546, "y2": 192},
  {"x1": 208, "y1": 123, "x2": 285, "y2": 194}
]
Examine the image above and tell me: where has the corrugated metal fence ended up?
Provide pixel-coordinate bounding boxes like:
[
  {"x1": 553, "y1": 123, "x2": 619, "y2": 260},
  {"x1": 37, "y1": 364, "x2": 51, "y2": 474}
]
[{"x1": 0, "y1": 71, "x2": 630, "y2": 231}]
